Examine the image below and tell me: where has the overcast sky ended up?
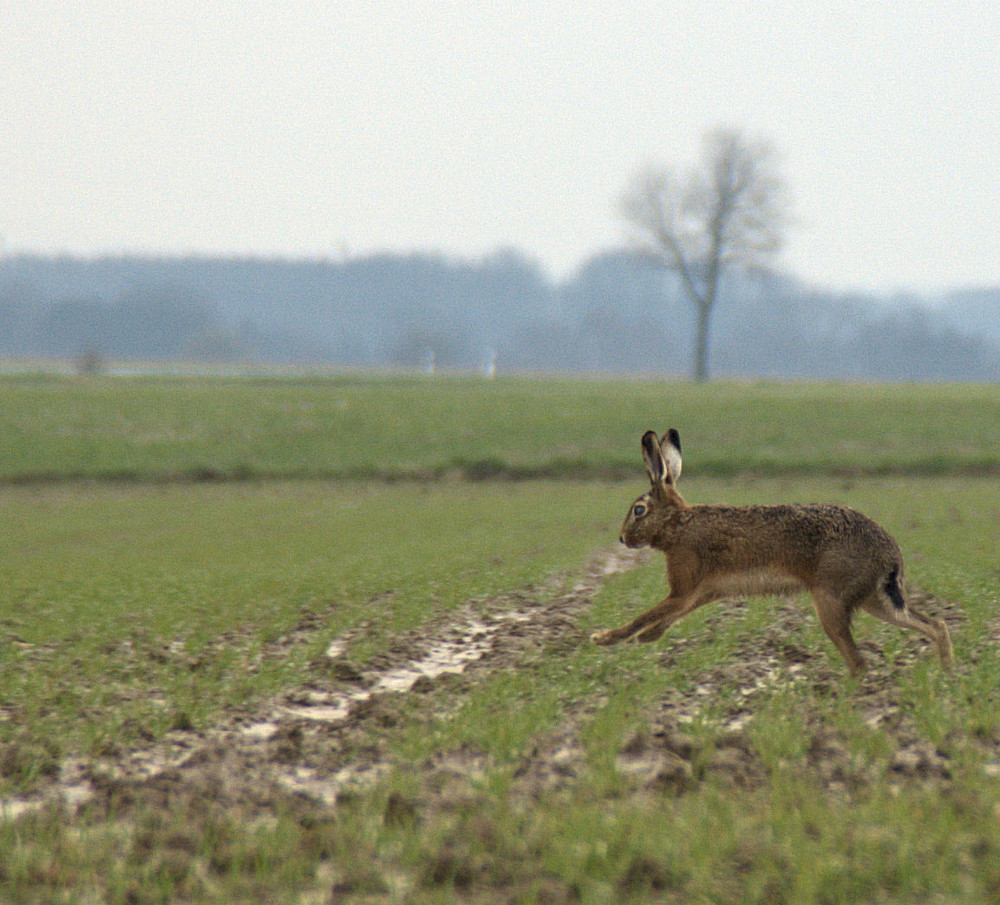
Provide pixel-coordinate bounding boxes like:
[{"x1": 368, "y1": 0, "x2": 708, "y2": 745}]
[{"x1": 2, "y1": 2, "x2": 998, "y2": 293}]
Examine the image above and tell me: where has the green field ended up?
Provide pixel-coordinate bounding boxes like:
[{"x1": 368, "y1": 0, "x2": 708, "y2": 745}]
[
  {"x1": 2, "y1": 374, "x2": 999, "y2": 481},
  {"x1": 1, "y1": 374, "x2": 999, "y2": 903}
]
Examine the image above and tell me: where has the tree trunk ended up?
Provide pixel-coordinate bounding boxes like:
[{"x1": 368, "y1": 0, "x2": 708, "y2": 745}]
[{"x1": 693, "y1": 300, "x2": 711, "y2": 382}]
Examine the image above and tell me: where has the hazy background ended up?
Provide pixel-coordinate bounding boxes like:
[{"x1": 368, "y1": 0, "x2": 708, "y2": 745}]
[{"x1": 2, "y1": 2, "x2": 999, "y2": 378}]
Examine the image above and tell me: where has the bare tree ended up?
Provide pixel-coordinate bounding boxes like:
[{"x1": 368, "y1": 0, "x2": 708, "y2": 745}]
[{"x1": 621, "y1": 127, "x2": 789, "y2": 381}]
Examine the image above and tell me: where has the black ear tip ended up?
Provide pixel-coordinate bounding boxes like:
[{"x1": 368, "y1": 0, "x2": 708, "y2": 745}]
[{"x1": 667, "y1": 428, "x2": 681, "y2": 452}]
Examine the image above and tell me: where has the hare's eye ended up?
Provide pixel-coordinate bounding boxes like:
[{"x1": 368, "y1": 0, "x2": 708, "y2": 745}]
[{"x1": 633, "y1": 503, "x2": 647, "y2": 517}]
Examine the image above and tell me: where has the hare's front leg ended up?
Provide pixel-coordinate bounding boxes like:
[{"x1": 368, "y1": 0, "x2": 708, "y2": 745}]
[{"x1": 591, "y1": 593, "x2": 695, "y2": 645}]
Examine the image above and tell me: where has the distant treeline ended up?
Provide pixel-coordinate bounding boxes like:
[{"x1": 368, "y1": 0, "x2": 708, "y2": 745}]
[{"x1": 1, "y1": 249, "x2": 998, "y2": 380}]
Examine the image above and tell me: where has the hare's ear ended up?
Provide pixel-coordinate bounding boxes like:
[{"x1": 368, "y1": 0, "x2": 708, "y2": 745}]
[
  {"x1": 641, "y1": 430, "x2": 667, "y2": 486},
  {"x1": 660, "y1": 429, "x2": 682, "y2": 484}
]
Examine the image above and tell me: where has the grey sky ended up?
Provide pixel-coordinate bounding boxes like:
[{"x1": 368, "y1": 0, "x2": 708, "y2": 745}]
[{"x1": 2, "y1": 2, "x2": 998, "y2": 293}]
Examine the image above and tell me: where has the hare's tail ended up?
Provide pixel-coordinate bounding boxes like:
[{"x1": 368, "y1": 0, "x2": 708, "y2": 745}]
[{"x1": 884, "y1": 566, "x2": 905, "y2": 610}]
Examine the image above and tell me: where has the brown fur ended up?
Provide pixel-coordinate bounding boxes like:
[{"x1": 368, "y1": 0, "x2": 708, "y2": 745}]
[{"x1": 590, "y1": 430, "x2": 953, "y2": 677}]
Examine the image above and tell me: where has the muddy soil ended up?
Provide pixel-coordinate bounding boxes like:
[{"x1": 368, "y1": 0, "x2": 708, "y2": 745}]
[
  {"x1": 1, "y1": 547, "x2": 641, "y2": 821},
  {"x1": 506, "y1": 583, "x2": 971, "y2": 806},
  {"x1": 1, "y1": 546, "x2": 985, "y2": 901}
]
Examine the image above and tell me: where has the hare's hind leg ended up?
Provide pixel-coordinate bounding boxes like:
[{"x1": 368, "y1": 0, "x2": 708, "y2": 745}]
[
  {"x1": 810, "y1": 589, "x2": 867, "y2": 678},
  {"x1": 859, "y1": 595, "x2": 953, "y2": 670}
]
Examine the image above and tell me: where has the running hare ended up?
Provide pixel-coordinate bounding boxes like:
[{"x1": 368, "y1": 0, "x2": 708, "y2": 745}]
[{"x1": 590, "y1": 429, "x2": 953, "y2": 677}]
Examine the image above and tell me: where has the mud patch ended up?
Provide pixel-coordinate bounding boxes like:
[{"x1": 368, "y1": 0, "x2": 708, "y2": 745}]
[
  {"x1": 0, "y1": 554, "x2": 983, "y2": 892},
  {"x1": 630, "y1": 587, "x2": 969, "y2": 796},
  {"x1": 503, "y1": 584, "x2": 973, "y2": 805},
  {"x1": 1, "y1": 546, "x2": 642, "y2": 821},
  {"x1": 3, "y1": 546, "x2": 992, "y2": 904}
]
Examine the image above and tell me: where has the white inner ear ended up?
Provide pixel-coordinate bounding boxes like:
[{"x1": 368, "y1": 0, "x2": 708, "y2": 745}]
[{"x1": 661, "y1": 441, "x2": 682, "y2": 483}]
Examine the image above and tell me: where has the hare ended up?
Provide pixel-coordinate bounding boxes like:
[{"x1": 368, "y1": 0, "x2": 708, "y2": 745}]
[{"x1": 590, "y1": 429, "x2": 953, "y2": 677}]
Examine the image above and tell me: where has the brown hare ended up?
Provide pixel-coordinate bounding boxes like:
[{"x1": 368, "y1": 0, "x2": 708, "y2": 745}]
[{"x1": 590, "y1": 429, "x2": 953, "y2": 677}]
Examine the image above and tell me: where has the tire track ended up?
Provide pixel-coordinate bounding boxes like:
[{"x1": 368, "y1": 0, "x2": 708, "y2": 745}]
[{"x1": 1, "y1": 546, "x2": 643, "y2": 820}]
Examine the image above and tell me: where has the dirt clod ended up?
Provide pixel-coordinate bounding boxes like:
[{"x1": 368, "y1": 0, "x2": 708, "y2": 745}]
[
  {"x1": 617, "y1": 855, "x2": 676, "y2": 896},
  {"x1": 328, "y1": 660, "x2": 366, "y2": 683}
]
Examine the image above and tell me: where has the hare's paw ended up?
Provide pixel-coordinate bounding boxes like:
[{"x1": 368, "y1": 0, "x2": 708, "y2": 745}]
[{"x1": 590, "y1": 629, "x2": 618, "y2": 646}]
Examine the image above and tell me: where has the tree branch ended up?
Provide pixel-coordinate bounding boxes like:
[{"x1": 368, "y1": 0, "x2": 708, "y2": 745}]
[{"x1": 619, "y1": 127, "x2": 790, "y2": 380}]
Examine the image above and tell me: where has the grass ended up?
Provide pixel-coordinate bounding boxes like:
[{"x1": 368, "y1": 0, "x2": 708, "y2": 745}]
[
  {"x1": 0, "y1": 480, "x2": 618, "y2": 769},
  {"x1": 1, "y1": 373, "x2": 998, "y2": 481},
  {"x1": 358, "y1": 480, "x2": 1000, "y2": 904},
  {"x1": 1, "y1": 373, "x2": 999, "y2": 902}
]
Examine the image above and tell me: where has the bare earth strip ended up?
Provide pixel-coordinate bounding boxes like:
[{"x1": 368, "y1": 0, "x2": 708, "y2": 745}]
[
  {"x1": 0, "y1": 546, "x2": 642, "y2": 821},
  {"x1": 2, "y1": 547, "x2": 992, "y2": 879}
]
